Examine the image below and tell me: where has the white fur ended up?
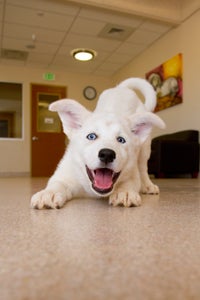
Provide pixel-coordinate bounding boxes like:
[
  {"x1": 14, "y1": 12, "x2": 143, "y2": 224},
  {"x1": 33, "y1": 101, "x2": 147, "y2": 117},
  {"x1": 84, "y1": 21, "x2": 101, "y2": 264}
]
[{"x1": 31, "y1": 78, "x2": 165, "y2": 209}]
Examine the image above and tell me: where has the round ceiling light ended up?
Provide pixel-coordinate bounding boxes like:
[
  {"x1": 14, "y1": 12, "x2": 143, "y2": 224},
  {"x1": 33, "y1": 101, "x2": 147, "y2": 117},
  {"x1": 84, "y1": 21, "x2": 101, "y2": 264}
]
[{"x1": 71, "y1": 49, "x2": 97, "y2": 61}]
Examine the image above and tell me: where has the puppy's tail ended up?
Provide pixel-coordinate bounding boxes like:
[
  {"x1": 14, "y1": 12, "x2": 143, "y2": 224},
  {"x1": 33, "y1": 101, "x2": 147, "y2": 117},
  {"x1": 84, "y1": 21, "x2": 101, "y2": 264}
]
[{"x1": 118, "y1": 78, "x2": 156, "y2": 112}]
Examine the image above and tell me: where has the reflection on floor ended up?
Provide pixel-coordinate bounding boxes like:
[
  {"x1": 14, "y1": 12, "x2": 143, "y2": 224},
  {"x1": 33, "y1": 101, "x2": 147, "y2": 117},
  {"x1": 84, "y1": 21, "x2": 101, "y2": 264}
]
[{"x1": 0, "y1": 177, "x2": 200, "y2": 300}]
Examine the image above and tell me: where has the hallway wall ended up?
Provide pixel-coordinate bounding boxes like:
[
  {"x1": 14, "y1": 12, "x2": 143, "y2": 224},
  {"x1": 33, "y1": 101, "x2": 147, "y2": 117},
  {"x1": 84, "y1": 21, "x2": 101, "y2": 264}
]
[
  {"x1": 113, "y1": 9, "x2": 200, "y2": 138},
  {"x1": 0, "y1": 66, "x2": 111, "y2": 175}
]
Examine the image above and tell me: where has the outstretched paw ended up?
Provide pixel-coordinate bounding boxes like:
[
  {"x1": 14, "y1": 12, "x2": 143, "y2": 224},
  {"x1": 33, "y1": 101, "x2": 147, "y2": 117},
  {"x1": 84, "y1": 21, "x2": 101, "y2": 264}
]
[
  {"x1": 109, "y1": 191, "x2": 141, "y2": 207},
  {"x1": 31, "y1": 189, "x2": 67, "y2": 209}
]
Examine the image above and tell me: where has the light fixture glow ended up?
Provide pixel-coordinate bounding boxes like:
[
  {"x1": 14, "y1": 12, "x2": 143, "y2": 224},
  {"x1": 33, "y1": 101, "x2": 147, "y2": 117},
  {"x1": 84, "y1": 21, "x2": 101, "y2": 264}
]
[{"x1": 71, "y1": 49, "x2": 97, "y2": 61}]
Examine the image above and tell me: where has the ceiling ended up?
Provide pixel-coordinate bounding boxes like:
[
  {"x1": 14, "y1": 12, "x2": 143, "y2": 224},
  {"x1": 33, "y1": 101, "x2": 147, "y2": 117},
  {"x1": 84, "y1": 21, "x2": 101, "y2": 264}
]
[{"x1": 0, "y1": 0, "x2": 199, "y2": 77}]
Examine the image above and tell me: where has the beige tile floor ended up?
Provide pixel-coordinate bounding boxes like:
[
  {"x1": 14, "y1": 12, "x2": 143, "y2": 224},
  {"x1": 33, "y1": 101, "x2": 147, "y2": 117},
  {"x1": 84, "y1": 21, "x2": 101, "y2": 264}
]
[{"x1": 0, "y1": 177, "x2": 200, "y2": 300}]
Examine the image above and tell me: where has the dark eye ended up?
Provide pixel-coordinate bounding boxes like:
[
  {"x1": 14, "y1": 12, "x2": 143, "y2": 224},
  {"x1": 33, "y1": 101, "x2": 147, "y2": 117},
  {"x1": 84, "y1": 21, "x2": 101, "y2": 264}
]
[
  {"x1": 117, "y1": 136, "x2": 126, "y2": 144},
  {"x1": 87, "y1": 133, "x2": 98, "y2": 140}
]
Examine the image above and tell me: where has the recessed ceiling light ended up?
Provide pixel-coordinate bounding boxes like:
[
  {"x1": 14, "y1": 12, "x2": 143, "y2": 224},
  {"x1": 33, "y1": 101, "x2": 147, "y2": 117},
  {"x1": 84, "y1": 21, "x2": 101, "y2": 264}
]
[{"x1": 71, "y1": 49, "x2": 97, "y2": 61}]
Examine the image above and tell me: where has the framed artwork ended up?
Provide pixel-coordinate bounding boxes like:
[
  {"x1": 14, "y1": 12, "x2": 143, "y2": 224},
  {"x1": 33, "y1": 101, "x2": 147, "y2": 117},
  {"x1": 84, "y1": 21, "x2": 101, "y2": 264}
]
[{"x1": 146, "y1": 53, "x2": 183, "y2": 112}]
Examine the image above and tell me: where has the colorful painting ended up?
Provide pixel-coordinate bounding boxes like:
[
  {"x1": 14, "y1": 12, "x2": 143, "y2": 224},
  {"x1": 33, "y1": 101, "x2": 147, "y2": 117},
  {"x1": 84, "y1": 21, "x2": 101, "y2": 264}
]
[{"x1": 145, "y1": 53, "x2": 183, "y2": 112}]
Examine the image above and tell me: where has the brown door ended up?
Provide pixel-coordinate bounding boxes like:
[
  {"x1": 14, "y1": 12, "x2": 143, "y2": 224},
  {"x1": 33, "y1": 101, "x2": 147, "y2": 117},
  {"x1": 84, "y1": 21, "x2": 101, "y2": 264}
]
[{"x1": 31, "y1": 84, "x2": 66, "y2": 177}]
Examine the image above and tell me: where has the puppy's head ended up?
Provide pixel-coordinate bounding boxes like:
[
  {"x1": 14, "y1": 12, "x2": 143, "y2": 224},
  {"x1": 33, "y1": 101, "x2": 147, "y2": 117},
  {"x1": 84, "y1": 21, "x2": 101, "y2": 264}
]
[
  {"x1": 50, "y1": 99, "x2": 165, "y2": 196},
  {"x1": 80, "y1": 113, "x2": 132, "y2": 195}
]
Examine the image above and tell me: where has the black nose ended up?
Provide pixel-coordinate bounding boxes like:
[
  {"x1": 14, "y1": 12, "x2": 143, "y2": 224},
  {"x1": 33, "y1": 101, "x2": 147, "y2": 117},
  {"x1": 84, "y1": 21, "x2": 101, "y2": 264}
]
[{"x1": 98, "y1": 148, "x2": 116, "y2": 164}]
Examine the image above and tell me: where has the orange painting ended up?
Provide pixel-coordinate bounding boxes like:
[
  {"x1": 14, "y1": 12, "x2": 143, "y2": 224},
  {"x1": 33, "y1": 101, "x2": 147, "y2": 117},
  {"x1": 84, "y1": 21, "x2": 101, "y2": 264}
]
[{"x1": 146, "y1": 53, "x2": 183, "y2": 112}]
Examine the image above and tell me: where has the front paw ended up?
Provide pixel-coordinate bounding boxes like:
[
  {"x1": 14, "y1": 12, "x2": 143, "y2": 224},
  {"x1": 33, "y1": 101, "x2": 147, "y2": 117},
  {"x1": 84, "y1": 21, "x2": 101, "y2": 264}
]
[
  {"x1": 141, "y1": 182, "x2": 160, "y2": 194},
  {"x1": 109, "y1": 191, "x2": 142, "y2": 207},
  {"x1": 31, "y1": 189, "x2": 66, "y2": 209}
]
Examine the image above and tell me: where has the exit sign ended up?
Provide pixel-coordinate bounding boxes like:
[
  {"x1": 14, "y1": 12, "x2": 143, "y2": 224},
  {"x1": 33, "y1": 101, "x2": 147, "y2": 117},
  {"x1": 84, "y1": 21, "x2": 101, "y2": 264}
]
[{"x1": 43, "y1": 72, "x2": 55, "y2": 81}]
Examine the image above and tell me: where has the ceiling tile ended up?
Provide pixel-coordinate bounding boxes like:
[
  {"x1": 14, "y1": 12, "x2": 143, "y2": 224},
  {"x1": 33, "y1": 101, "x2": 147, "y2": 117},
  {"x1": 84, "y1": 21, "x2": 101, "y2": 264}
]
[
  {"x1": 29, "y1": 42, "x2": 59, "y2": 54},
  {"x1": 28, "y1": 52, "x2": 54, "y2": 64},
  {"x1": 115, "y1": 42, "x2": 146, "y2": 55},
  {"x1": 4, "y1": 23, "x2": 66, "y2": 44},
  {"x1": 57, "y1": 45, "x2": 74, "y2": 56},
  {"x1": 70, "y1": 17, "x2": 106, "y2": 36},
  {"x1": 127, "y1": 28, "x2": 161, "y2": 44},
  {"x1": 26, "y1": 61, "x2": 49, "y2": 69},
  {"x1": 5, "y1": 4, "x2": 75, "y2": 31},
  {"x1": 3, "y1": 37, "x2": 59, "y2": 54},
  {"x1": 51, "y1": 54, "x2": 74, "y2": 66},
  {"x1": 105, "y1": 52, "x2": 134, "y2": 64},
  {"x1": 140, "y1": 20, "x2": 173, "y2": 33},
  {"x1": 7, "y1": 0, "x2": 80, "y2": 16},
  {"x1": 0, "y1": 58, "x2": 25, "y2": 66},
  {"x1": 97, "y1": 61, "x2": 123, "y2": 72},
  {"x1": 79, "y1": 7, "x2": 143, "y2": 28},
  {"x1": 63, "y1": 33, "x2": 121, "y2": 52},
  {"x1": 94, "y1": 69, "x2": 117, "y2": 77}
]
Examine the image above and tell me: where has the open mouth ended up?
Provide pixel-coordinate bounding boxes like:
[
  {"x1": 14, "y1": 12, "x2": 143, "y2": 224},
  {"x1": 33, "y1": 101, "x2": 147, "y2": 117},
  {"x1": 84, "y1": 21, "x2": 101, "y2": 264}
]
[{"x1": 86, "y1": 166, "x2": 120, "y2": 195}]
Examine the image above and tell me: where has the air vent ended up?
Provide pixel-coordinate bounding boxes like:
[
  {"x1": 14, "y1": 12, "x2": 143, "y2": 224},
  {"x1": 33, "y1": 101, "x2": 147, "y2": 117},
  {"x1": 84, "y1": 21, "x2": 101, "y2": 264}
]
[
  {"x1": 98, "y1": 23, "x2": 134, "y2": 41},
  {"x1": 1, "y1": 48, "x2": 29, "y2": 61},
  {"x1": 108, "y1": 27, "x2": 124, "y2": 34}
]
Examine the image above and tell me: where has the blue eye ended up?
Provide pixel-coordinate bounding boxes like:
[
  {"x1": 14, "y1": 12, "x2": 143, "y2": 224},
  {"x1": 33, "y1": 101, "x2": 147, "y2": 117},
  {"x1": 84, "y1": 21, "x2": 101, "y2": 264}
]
[
  {"x1": 87, "y1": 133, "x2": 98, "y2": 140},
  {"x1": 117, "y1": 136, "x2": 126, "y2": 144}
]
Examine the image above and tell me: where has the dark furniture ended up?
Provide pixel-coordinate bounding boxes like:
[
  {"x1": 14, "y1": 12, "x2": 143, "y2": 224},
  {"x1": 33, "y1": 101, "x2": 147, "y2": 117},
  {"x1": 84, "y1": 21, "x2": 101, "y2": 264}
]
[{"x1": 148, "y1": 130, "x2": 199, "y2": 178}]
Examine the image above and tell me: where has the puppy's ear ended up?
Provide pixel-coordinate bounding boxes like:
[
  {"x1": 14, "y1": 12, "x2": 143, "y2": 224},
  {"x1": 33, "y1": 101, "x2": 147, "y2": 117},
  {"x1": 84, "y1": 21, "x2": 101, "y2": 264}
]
[
  {"x1": 129, "y1": 112, "x2": 166, "y2": 143},
  {"x1": 49, "y1": 99, "x2": 91, "y2": 136}
]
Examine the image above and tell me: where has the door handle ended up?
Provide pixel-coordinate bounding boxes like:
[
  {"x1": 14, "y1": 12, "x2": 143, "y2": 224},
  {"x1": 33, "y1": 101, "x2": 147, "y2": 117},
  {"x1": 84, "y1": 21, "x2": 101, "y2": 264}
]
[{"x1": 32, "y1": 136, "x2": 39, "y2": 141}]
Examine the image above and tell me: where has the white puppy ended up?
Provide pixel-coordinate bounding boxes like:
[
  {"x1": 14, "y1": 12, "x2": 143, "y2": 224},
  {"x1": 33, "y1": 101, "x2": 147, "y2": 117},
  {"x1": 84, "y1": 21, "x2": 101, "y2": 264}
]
[{"x1": 31, "y1": 78, "x2": 165, "y2": 209}]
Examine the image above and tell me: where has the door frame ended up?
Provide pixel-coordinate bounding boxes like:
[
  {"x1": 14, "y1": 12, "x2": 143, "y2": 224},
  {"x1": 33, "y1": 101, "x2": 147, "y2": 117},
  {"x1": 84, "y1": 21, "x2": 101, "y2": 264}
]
[{"x1": 31, "y1": 83, "x2": 67, "y2": 176}]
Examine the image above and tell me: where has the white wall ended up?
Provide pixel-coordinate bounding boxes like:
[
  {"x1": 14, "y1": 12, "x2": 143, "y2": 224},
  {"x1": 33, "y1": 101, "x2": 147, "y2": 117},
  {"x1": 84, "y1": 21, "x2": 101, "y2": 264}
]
[
  {"x1": 0, "y1": 66, "x2": 112, "y2": 175},
  {"x1": 113, "y1": 9, "x2": 200, "y2": 139}
]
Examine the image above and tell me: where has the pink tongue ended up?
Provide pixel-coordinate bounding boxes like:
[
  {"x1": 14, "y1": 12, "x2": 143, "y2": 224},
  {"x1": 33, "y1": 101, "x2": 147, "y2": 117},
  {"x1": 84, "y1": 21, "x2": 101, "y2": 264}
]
[{"x1": 94, "y1": 169, "x2": 113, "y2": 189}]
